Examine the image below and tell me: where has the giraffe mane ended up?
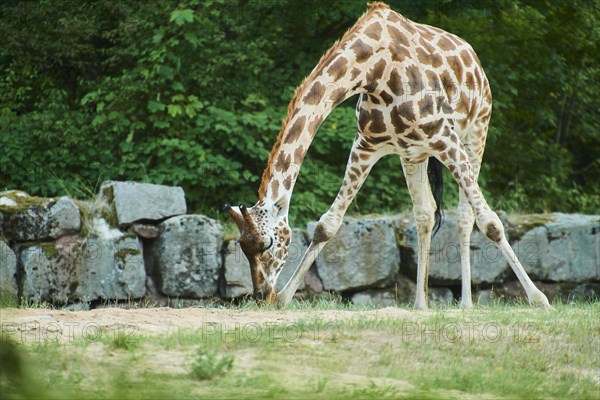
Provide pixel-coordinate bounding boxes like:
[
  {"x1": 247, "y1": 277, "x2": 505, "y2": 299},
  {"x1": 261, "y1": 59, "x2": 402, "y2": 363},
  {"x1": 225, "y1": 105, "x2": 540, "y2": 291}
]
[{"x1": 257, "y1": 2, "x2": 390, "y2": 200}]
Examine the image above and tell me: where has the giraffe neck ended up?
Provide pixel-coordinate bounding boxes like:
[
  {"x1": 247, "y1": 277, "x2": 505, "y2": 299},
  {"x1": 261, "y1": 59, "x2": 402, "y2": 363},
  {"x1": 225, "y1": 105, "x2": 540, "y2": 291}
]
[
  {"x1": 258, "y1": 81, "x2": 350, "y2": 212},
  {"x1": 257, "y1": 4, "x2": 391, "y2": 213}
]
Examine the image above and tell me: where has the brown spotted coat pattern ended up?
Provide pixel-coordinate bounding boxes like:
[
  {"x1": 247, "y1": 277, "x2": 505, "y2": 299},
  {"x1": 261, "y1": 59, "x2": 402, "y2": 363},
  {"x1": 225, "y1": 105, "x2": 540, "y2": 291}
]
[{"x1": 226, "y1": 3, "x2": 550, "y2": 311}]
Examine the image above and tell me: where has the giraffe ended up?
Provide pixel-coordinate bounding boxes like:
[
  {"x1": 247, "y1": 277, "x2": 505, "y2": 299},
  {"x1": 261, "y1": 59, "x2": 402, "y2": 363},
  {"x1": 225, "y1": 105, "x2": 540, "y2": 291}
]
[{"x1": 224, "y1": 2, "x2": 551, "y2": 309}]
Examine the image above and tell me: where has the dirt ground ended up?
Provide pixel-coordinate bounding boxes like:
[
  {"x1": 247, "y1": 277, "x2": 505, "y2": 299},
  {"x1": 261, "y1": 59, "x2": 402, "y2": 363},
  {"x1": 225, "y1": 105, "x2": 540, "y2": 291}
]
[
  {"x1": 1, "y1": 306, "x2": 440, "y2": 343},
  {"x1": 1, "y1": 306, "x2": 426, "y2": 330}
]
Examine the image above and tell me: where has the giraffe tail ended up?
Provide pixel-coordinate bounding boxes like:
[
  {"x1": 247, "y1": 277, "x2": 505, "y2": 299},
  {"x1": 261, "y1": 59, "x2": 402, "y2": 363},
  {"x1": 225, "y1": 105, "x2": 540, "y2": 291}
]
[{"x1": 428, "y1": 157, "x2": 444, "y2": 236}]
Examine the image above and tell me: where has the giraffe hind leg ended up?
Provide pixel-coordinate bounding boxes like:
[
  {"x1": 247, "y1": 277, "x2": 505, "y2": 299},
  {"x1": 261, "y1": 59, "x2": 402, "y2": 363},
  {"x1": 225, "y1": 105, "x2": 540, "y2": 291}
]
[
  {"x1": 456, "y1": 139, "x2": 484, "y2": 308},
  {"x1": 436, "y1": 127, "x2": 551, "y2": 309},
  {"x1": 401, "y1": 158, "x2": 436, "y2": 310},
  {"x1": 456, "y1": 122, "x2": 488, "y2": 308},
  {"x1": 457, "y1": 187, "x2": 475, "y2": 308}
]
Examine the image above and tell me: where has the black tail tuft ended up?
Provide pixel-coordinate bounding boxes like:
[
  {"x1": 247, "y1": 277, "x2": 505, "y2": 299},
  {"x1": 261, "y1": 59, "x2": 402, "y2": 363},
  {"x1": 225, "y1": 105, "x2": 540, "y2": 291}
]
[{"x1": 427, "y1": 157, "x2": 444, "y2": 236}]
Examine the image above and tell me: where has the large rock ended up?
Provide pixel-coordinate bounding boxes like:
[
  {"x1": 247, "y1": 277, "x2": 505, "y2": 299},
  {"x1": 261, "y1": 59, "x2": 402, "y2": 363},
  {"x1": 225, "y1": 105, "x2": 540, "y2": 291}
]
[
  {"x1": 512, "y1": 213, "x2": 599, "y2": 282},
  {"x1": 19, "y1": 234, "x2": 145, "y2": 304},
  {"x1": 350, "y1": 276, "x2": 453, "y2": 307},
  {"x1": 351, "y1": 276, "x2": 417, "y2": 306},
  {"x1": 395, "y1": 211, "x2": 510, "y2": 285},
  {"x1": 0, "y1": 240, "x2": 18, "y2": 297},
  {"x1": 76, "y1": 236, "x2": 145, "y2": 300},
  {"x1": 49, "y1": 197, "x2": 81, "y2": 238},
  {"x1": 150, "y1": 215, "x2": 222, "y2": 298},
  {"x1": 100, "y1": 181, "x2": 186, "y2": 226},
  {"x1": 351, "y1": 289, "x2": 400, "y2": 307},
  {"x1": 221, "y1": 229, "x2": 309, "y2": 298},
  {"x1": 20, "y1": 243, "x2": 68, "y2": 303},
  {"x1": 475, "y1": 280, "x2": 599, "y2": 304},
  {"x1": 222, "y1": 240, "x2": 253, "y2": 298},
  {"x1": 0, "y1": 192, "x2": 80, "y2": 241},
  {"x1": 570, "y1": 283, "x2": 600, "y2": 301},
  {"x1": 428, "y1": 287, "x2": 454, "y2": 306},
  {"x1": 308, "y1": 217, "x2": 400, "y2": 291},
  {"x1": 303, "y1": 266, "x2": 324, "y2": 294}
]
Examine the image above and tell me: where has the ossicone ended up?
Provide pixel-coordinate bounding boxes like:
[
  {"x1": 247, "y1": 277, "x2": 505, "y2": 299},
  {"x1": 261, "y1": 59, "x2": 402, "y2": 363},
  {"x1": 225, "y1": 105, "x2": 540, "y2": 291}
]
[{"x1": 224, "y1": 202, "x2": 245, "y2": 230}]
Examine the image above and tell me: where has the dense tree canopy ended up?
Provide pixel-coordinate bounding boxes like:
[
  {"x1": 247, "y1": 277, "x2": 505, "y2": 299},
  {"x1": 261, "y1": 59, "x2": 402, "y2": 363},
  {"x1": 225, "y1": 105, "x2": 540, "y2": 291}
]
[{"x1": 1, "y1": 0, "x2": 598, "y2": 225}]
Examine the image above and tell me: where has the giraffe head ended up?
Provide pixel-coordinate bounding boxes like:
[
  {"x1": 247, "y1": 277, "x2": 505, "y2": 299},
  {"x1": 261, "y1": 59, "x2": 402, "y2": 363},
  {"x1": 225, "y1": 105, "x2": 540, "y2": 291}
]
[{"x1": 224, "y1": 202, "x2": 291, "y2": 304}]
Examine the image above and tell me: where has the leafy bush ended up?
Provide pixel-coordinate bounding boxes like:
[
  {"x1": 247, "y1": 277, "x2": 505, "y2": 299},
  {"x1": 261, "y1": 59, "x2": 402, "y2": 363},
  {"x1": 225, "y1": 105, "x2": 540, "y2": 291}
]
[
  {"x1": 190, "y1": 347, "x2": 234, "y2": 380},
  {"x1": 0, "y1": 0, "x2": 597, "y2": 226}
]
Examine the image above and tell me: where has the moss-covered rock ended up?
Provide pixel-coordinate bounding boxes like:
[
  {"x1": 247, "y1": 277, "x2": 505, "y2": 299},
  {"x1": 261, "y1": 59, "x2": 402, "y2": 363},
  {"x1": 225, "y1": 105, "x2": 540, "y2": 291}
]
[
  {"x1": 512, "y1": 213, "x2": 600, "y2": 282},
  {"x1": 116, "y1": 247, "x2": 142, "y2": 263},
  {"x1": 19, "y1": 241, "x2": 75, "y2": 303},
  {"x1": 0, "y1": 192, "x2": 80, "y2": 242},
  {"x1": 0, "y1": 240, "x2": 18, "y2": 299},
  {"x1": 38, "y1": 242, "x2": 59, "y2": 260},
  {"x1": 0, "y1": 190, "x2": 42, "y2": 212},
  {"x1": 76, "y1": 235, "x2": 145, "y2": 300},
  {"x1": 99, "y1": 185, "x2": 119, "y2": 229},
  {"x1": 19, "y1": 235, "x2": 145, "y2": 304},
  {"x1": 508, "y1": 213, "x2": 557, "y2": 243}
]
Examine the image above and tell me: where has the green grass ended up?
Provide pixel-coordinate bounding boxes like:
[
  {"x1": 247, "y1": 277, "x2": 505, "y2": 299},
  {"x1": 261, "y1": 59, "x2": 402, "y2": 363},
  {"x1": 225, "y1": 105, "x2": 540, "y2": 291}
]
[
  {"x1": 0, "y1": 291, "x2": 19, "y2": 308},
  {"x1": 1, "y1": 302, "x2": 598, "y2": 399}
]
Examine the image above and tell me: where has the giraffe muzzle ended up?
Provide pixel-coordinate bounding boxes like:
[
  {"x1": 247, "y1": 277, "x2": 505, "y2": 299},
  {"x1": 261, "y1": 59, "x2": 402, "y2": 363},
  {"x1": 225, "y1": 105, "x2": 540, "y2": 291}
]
[{"x1": 254, "y1": 285, "x2": 278, "y2": 305}]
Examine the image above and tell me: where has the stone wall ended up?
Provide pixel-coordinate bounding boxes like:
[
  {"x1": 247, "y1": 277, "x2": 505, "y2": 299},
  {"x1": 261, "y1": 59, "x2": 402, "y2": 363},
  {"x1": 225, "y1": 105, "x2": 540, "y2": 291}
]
[{"x1": 1, "y1": 182, "x2": 598, "y2": 307}]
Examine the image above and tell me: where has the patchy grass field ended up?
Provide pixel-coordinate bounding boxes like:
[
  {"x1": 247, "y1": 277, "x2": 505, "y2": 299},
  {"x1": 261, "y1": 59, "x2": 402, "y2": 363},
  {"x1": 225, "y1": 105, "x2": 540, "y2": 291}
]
[{"x1": 1, "y1": 301, "x2": 599, "y2": 399}]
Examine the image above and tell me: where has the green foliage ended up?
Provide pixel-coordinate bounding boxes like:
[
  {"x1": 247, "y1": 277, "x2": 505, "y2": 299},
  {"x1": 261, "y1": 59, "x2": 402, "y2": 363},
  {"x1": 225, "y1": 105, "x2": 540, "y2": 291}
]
[
  {"x1": 190, "y1": 347, "x2": 234, "y2": 380},
  {"x1": 0, "y1": 0, "x2": 598, "y2": 226}
]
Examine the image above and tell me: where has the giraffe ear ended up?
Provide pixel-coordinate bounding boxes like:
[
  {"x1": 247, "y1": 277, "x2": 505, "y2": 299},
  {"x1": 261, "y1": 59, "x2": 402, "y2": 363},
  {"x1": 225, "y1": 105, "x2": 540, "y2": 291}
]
[{"x1": 273, "y1": 195, "x2": 289, "y2": 219}]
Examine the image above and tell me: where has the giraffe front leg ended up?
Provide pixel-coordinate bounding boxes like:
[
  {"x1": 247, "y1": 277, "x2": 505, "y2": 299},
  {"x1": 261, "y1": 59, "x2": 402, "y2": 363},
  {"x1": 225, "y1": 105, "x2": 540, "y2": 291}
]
[
  {"x1": 278, "y1": 137, "x2": 388, "y2": 307},
  {"x1": 401, "y1": 159, "x2": 436, "y2": 310},
  {"x1": 278, "y1": 241, "x2": 327, "y2": 307}
]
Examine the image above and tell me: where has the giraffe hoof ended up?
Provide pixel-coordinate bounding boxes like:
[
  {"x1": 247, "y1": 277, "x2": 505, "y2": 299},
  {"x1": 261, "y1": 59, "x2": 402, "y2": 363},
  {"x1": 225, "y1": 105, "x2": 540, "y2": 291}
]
[
  {"x1": 277, "y1": 290, "x2": 292, "y2": 309},
  {"x1": 529, "y1": 290, "x2": 553, "y2": 310},
  {"x1": 460, "y1": 301, "x2": 474, "y2": 309}
]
